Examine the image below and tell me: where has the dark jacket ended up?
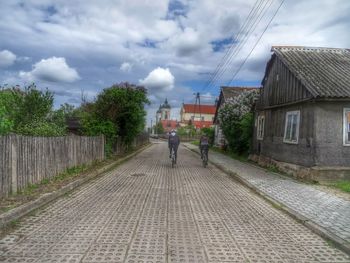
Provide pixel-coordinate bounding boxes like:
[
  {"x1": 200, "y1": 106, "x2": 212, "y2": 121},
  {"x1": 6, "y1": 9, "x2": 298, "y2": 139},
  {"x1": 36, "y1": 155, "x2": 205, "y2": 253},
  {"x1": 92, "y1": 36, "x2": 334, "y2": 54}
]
[{"x1": 168, "y1": 134, "x2": 180, "y2": 148}]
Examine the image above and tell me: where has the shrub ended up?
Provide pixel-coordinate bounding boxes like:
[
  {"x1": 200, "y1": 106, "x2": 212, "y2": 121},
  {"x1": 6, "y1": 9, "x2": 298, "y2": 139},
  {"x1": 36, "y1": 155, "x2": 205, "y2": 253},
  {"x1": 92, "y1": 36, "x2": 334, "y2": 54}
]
[{"x1": 218, "y1": 90, "x2": 259, "y2": 154}]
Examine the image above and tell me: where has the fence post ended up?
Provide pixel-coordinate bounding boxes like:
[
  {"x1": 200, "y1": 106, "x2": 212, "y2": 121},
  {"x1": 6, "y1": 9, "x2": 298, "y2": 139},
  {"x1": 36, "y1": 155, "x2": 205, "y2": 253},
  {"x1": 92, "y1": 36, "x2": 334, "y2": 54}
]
[
  {"x1": 101, "y1": 135, "x2": 105, "y2": 160},
  {"x1": 10, "y1": 135, "x2": 18, "y2": 194}
]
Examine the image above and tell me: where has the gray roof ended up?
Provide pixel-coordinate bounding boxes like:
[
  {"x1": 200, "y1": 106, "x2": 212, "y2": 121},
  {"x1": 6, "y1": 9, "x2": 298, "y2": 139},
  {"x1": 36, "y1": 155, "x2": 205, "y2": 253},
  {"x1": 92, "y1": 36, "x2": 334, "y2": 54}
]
[
  {"x1": 272, "y1": 46, "x2": 350, "y2": 98},
  {"x1": 221, "y1": 86, "x2": 260, "y2": 101},
  {"x1": 213, "y1": 86, "x2": 260, "y2": 123},
  {"x1": 160, "y1": 98, "x2": 171, "y2": 109}
]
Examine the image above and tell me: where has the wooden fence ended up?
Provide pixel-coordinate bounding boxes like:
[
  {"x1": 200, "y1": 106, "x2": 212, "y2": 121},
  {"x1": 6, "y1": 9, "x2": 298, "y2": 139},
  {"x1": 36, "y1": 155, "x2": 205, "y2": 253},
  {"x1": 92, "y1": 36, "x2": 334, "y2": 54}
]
[
  {"x1": 0, "y1": 134, "x2": 105, "y2": 197},
  {"x1": 113, "y1": 132, "x2": 149, "y2": 155}
]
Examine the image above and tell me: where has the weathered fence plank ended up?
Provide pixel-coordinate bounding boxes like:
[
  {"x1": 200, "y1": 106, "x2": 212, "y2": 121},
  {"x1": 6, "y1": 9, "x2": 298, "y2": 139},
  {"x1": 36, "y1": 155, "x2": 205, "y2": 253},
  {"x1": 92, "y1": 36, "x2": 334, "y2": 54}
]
[{"x1": 0, "y1": 134, "x2": 105, "y2": 197}]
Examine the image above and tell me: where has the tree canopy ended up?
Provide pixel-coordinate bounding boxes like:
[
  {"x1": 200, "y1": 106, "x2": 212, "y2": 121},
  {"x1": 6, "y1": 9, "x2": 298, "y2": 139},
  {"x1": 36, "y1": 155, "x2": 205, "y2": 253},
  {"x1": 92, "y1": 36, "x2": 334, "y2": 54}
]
[{"x1": 0, "y1": 84, "x2": 67, "y2": 136}]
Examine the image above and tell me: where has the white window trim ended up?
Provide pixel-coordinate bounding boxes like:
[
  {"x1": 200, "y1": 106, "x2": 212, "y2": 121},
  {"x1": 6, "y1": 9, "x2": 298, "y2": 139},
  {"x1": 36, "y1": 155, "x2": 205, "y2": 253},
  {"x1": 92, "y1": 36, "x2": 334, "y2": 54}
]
[
  {"x1": 257, "y1": 115, "x2": 265, "y2": 140},
  {"x1": 343, "y1": 108, "x2": 350, "y2": 146},
  {"x1": 283, "y1": 110, "x2": 300, "y2": 144}
]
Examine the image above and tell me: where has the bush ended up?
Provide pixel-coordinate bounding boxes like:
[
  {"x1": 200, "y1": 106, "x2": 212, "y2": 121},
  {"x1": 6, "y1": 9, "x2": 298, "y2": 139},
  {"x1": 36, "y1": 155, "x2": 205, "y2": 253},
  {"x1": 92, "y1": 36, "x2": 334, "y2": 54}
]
[
  {"x1": 218, "y1": 90, "x2": 259, "y2": 154},
  {"x1": 16, "y1": 121, "x2": 66, "y2": 136},
  {"x1": 80, "y1": 112, "x2": 118, "y2": 157},
  {"x1": 0, "y1": 106, "x2": 14, "y2": 135},
  {"x1": 0, "y1": 84, "x2": 69, "y2": 136}
]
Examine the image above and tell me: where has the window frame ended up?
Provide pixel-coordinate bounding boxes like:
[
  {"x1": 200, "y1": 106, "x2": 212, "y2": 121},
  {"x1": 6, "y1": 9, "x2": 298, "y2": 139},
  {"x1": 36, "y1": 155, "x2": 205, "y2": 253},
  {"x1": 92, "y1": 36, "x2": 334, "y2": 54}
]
[
  {"x1": 257, "y1": 115, "x2": 265, "y2": 140},
  {"x1": 343, "y1": 108, "x2": 350, "y2": 146},
  {"x1": 283, "y1": 110, "x2": 300, "y2": 144}
]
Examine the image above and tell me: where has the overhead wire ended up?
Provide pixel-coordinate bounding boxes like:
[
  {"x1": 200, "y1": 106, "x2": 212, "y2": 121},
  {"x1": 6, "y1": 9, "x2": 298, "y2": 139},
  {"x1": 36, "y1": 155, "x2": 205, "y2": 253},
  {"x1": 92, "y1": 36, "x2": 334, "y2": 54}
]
[
  {"x1": 201, "y1": 0, "x2": 262, "y2": 90},
  {"x1": 201, "y1": 0, "x2": 284, "y2": 93},
  {"x1": 205, "y1": 0, "x2": 274, "y2": 91},
  {"x1": 228, "y1": 0, "x2": 285, "y2": 85},
  {"x1": 202, "y1": 0, "x2": 270, "y2": 91}
]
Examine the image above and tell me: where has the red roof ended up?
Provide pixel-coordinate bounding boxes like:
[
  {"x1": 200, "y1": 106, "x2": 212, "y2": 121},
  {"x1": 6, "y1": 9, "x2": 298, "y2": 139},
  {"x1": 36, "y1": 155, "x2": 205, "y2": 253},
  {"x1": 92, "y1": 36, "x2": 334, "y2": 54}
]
[
  {"x1": 182, "y1": 104, "x2": 216, "y2": 115},
  {"x1": 160, "y1": 120, "x2": 178, "y2": 132},
  {"x1": 192, "y1": 120, "x2": 214, "y2": 129}
]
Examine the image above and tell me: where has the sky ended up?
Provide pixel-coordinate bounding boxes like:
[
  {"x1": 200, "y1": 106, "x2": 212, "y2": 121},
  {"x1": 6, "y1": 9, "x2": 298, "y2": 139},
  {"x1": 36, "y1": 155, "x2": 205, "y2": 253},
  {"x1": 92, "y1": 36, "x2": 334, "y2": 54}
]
[{"x1": 0, "y1": 0, "x2": 350, "y2": 126}]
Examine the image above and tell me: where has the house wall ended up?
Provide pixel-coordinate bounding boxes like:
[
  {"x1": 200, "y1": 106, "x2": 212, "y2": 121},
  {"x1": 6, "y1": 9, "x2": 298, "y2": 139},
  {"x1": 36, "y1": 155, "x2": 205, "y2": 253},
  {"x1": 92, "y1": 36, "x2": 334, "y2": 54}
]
[
  {"x1": 261, "y1": 55, "x2": 312, "y2": 108},
  {"x1": 252, "y1": 102, "x2": 316, "y2": 167},
  {"x1": 314, "y1": 101, "x2": 350, "y2": 166},
  {"x1": 214, "y1": 125, "x2": 225, "y2": 147},
  {"x1": 181, "y1": 112, "x2": 214, "y2": 122}
]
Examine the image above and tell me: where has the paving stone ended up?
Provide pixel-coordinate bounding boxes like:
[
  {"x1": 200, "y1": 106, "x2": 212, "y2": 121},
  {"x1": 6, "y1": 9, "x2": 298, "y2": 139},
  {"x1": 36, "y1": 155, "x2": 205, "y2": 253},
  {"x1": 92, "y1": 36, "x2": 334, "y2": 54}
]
[
  {"x1": 125, "y1": 253, "x2": 166, "y2": 263},
  {"x1": 0, "y1": 257, "x2": 38, "y2": 263},
  {"x1": 0, "y1": 142, "x2": 349, "y2": 262},
  {"x1": 37, "y1": 254, "x2": 83, "y2": 263},
  {"x1": 168, "y1": 245, "x2": 206, "y2": 262},
  {"x1": 185, "y1": 143, "x2": 350, "y2": 246},
  {"x1": 82, "y1": 243, "x2": 127, "y2": 262}
]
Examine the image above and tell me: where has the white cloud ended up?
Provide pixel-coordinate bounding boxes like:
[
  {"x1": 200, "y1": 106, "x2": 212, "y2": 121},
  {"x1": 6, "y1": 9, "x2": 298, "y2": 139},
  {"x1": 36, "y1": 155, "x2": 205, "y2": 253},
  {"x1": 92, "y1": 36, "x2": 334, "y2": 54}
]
[
  {"x1": 139, "y1": 67, "x2": 175, "y2": 92},
  {"x1": 20, "y1": 57, "x2": 80, "y2": 83},
  {"x1": 168, "y1": 27, "x2": 204, "y2": 57},
  {"x1": 0, "y1": 0, "x2": 349, "y2": 114},
  {"x1": 0, "y1": 50, "x2": 16, "y2": 67},
  {"x1": 120, "y1": 62, "x2": 133, "y2": 73}
]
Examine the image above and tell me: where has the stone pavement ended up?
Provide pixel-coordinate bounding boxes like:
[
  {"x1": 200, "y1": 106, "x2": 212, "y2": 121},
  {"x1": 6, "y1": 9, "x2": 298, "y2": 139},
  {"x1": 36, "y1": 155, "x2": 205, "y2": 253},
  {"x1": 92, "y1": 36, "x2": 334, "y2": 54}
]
[
  {"x1": 0, "y1": 142, "x2": 349, "y2": 262},
  {"x1": 185, "y1": 143, "x2": 350, "y2": 249}
]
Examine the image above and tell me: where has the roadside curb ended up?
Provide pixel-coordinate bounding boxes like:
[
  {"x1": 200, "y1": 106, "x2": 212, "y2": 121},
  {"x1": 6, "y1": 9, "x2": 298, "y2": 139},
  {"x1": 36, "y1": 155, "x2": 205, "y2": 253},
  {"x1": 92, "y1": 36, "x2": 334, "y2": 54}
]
[
  {"x1": 0, "y1": 143, "x2": 152, "y2": 229},
  {"x1": 184, "y1": 144, "x2": 350, "y2": 255}
]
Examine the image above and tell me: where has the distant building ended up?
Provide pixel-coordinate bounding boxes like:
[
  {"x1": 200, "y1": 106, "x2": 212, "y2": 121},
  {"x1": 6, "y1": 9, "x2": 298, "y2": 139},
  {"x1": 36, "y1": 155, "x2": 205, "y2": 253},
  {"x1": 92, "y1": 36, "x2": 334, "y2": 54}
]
[
  {"x1": 180, "y1": 104, "x2": 216, "y2": 129},
  {"x1": 251, "y1": 46, "x2": 350, "y2": 181},
  {"x1": 156, "y1": 98, "x2": 171, "y2": 122},
  {"x1": 213, "y1": 86, "x2": 260, "y2": 147},
  {"x1": 156, "y1": 98, "x2": 179, "y2": 133}
]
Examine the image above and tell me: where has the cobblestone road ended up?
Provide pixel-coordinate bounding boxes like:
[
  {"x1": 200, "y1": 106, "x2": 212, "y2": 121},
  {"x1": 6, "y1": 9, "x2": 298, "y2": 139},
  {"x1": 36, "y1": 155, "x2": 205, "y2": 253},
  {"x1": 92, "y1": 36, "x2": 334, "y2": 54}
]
[
  {"x1": 185, "y1": 143, "x2": 350, "y2": 244},
  {"x1": 0, "y1": 142, "x2": 349, "y2": 262}
]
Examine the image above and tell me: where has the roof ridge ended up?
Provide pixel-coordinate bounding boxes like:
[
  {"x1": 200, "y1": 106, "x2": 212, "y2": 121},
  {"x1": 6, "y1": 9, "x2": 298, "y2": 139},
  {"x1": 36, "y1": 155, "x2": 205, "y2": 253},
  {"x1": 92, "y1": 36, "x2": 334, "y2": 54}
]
[
  {"x1": 272, "y1": 46, "x2": 349, "y2": 53},
  {"x1": 221, "y1": 86, "x2": 260, "y2": 89}
]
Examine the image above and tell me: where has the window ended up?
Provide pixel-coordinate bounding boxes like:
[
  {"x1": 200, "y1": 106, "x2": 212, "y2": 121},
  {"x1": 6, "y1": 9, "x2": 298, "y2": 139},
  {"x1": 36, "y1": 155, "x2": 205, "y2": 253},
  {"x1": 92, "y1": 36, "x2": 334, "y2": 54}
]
[
  {"x1": 344, "y1": 108, "x2": 350, "y2": 146},
  {"x1": 283, "y1": 111, "x2": 300, "y2": 144},
  {"x1": 257, "y1": 115, "x2": 265, "y2": 140},
  {"x1": 201, "y1": 116, "x2": 204, "y2": 121}
]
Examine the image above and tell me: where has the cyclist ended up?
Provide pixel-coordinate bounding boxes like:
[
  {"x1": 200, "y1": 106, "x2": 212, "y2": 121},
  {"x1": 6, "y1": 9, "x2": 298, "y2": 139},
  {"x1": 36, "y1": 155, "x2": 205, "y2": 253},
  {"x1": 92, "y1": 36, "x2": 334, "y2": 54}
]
[
  {"x1": 199, "y1": 134, "x2": 209, "y2": 160},
  {"x1": 168, "y1": 129, "x2": 180, "y2": 163}
]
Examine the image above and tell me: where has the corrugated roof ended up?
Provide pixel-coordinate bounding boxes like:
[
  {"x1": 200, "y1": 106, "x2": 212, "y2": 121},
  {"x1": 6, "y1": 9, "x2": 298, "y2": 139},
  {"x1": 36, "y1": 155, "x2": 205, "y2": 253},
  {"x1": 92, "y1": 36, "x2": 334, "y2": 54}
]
[
  {"x1": 272, "y1": 46, "x2": 350, "y2": 98},
  {"x1": 182, "y1": 104, "x2": 216, "y2": 114}
]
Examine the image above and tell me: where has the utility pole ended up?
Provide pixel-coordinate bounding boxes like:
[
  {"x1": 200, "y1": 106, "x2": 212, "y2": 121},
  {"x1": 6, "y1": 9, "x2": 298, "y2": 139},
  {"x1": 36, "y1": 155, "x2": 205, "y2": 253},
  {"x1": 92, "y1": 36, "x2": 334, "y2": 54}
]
[
  {"x1": 151, "y1": 119, "x2": 153, "y2": 135},
  {"x1": 192, "y1": 92, "x2": 203, "y2": 130}
]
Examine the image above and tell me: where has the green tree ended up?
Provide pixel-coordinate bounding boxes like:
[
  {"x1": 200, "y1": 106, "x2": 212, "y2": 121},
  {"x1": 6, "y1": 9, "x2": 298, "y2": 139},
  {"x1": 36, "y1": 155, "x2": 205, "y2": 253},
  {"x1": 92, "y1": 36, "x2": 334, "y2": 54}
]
[
  {"x1": 14, "y1": 84, "x2": 54, "y2": 128},
  {"x1": 154, "y1": 122, "x2": 164, "y2": 134},
  {"x1": 0, "y1": 84, "x2": 67, "y2": 136},
  {"x1": 93, "y1": 83, "x2": 149, "y2": 145}
]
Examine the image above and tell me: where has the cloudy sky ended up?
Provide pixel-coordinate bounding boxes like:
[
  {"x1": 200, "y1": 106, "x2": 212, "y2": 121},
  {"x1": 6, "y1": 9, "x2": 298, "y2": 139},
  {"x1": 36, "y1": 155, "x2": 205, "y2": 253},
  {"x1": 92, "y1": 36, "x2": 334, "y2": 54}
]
[{"x1": 0, "y1": 0, "x2": 349, "y2": 125}]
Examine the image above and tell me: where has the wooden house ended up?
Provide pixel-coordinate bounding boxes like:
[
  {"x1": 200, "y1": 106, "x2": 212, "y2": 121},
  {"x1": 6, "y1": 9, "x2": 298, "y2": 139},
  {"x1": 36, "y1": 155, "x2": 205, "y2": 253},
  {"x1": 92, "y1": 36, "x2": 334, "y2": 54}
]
[{"x1": 251, "y1": 46, "x2": 350, "y2": 181}]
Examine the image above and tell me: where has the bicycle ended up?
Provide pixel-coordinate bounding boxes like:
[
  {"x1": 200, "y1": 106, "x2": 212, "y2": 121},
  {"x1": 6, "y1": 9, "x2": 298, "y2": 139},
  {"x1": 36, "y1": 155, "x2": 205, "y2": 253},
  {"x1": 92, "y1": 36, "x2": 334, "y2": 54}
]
[
  {"x1": 171, "y1": 147, "x2": 176, "y2": 168},
  {"x1": 201, "y1": 146, "x2": 208, "y2": 168}
]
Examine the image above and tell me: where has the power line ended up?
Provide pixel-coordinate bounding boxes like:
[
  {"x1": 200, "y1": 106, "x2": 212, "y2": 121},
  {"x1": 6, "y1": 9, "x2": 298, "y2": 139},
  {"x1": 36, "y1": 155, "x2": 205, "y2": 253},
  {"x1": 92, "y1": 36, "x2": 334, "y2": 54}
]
[
  {"x1": 203, "y1": 0, "x2": 271, "y2": 91},
  {"x1": 202, "y1": 0, "x2": 265, "y2": 91},
  {"x1": 201, "y1": 0, "x2": 284, "y2": 93},
  {"x1": 228, "y1": 0, "x2": 285, "y2": 85},
  {"x1": 202, "y1": 0, "x2": 262, "y2": 90},
  {"x1": 206, "y1": 0, "x2": 274, "y2": 91}
]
